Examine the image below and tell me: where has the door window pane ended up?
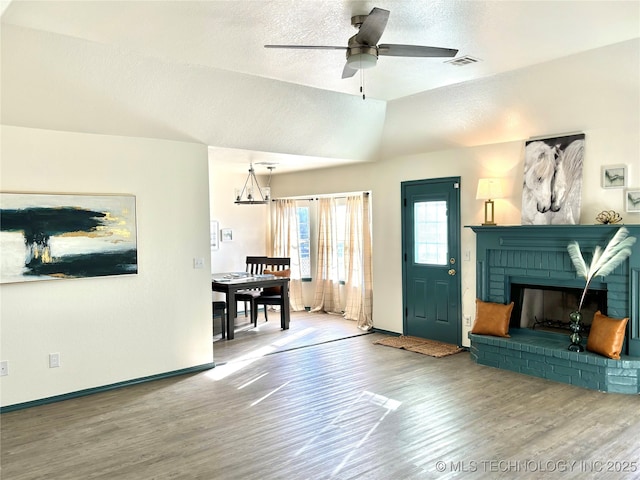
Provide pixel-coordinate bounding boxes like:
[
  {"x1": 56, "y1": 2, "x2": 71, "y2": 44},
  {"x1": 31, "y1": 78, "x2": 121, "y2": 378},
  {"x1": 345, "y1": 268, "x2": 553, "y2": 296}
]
[{"x1": 414, "y1": 201, "x2": 447, "y2": 265}]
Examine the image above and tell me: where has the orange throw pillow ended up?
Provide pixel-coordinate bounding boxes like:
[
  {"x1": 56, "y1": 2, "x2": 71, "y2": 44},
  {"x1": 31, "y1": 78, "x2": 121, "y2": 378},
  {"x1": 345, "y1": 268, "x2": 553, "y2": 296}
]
[
  {"x1": 586, "y1": 311, "x2": 628, "y2": 360},
  {"x1": 262, "y1": 269, "x2": 290, "y2": 296},
  {"x1": 471, "y1": 299, "x2": 514, "y2": 338}
]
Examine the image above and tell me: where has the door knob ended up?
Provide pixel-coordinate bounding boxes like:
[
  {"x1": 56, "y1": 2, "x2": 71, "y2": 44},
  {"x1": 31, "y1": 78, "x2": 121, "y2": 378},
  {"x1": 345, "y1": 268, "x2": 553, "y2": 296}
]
[{"x1": 448, "y1": 269, "x2": 456, "y2": 276}]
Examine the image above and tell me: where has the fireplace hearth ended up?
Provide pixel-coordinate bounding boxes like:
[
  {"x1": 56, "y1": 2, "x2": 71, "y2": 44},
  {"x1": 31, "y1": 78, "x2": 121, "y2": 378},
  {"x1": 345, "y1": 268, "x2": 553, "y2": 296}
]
[{"x1": 468, "y1": 224, "x2": 640, "y2": 393}]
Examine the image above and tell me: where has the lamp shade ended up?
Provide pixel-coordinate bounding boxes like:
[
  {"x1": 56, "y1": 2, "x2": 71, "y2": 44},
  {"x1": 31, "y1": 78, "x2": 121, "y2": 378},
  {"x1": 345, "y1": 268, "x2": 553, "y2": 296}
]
[{"x1": 476, "y1": 178, "x2": 504, "y2": 200}]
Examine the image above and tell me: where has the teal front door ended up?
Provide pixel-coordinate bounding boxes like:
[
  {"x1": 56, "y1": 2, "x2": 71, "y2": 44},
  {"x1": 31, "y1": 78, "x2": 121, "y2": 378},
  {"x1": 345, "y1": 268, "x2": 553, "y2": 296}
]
[{"x1": 401, "y1": 177, "x2": 461, "y2": 345}]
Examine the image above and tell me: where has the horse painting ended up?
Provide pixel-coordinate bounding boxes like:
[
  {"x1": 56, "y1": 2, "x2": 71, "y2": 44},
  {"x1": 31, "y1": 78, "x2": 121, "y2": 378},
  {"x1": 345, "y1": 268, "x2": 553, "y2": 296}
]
[
  {"x1": 521, "y1": 134, "x2": 584, "y2": 225},
  {"x1": 550, "y1": 138, "x2": 584, "y2": 223}
]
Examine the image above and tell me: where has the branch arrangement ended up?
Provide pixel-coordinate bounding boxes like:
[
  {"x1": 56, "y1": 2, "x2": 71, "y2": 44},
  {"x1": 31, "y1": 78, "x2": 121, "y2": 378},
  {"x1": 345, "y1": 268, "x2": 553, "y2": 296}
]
[{"x1": 567, "y1": 227, "x2": 637, "y2": 311}]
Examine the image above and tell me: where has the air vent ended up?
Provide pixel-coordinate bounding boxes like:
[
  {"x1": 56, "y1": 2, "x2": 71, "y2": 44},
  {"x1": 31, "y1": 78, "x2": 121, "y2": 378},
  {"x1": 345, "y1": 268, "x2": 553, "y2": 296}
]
[{"x1": 445, "y1": 55, "x2": 481, "y2": 67}]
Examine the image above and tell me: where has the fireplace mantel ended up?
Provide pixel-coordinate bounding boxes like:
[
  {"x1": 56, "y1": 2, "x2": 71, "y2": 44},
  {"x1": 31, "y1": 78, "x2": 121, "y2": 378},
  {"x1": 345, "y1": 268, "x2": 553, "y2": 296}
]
[{"x1": 467, "y1": 224, "x2": 640, "y2": 393}]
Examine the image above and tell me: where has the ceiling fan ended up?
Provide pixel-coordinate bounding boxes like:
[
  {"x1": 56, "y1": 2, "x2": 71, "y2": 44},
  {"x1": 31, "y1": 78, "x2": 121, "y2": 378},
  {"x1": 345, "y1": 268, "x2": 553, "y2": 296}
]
[{"x1": 265, "y1": 7, "x2": 459, "y2": 80}]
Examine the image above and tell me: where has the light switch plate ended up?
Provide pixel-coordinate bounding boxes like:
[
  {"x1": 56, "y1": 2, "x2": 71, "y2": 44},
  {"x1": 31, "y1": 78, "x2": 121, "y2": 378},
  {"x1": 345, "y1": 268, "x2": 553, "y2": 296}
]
[{"x1": 49, "y1": 353, "x2": 60, "y2": 368}]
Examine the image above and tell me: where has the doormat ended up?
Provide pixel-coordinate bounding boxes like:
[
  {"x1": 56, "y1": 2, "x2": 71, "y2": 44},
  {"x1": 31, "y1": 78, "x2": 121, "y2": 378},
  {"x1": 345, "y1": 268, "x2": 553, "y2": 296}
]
[{"x1": 374, "y1": 335, "x2": 464, "y2": 358}]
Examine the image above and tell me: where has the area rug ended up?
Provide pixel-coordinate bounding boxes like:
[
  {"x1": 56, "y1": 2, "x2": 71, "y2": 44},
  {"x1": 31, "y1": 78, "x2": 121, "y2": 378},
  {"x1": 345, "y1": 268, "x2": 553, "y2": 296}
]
[{"x1": 374, "y1": 335, "x2": 464, "y2": 358}]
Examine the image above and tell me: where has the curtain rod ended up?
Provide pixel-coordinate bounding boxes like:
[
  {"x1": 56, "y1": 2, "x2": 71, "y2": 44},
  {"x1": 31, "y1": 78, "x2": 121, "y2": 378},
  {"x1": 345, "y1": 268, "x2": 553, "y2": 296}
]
[{"x1": 271, "y1": 192, "x2": 370, "y2": 202}]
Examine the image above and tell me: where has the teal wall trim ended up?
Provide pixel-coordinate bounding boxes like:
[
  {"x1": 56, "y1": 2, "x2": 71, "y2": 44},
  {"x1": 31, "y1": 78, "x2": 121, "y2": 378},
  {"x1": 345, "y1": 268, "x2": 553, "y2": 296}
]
[
  {"x1": 0, "y1": 362, "x2": 215, "y2": 413},
  {"x1": 372, "y1": 328, "x2": 401, "y2": 337}
]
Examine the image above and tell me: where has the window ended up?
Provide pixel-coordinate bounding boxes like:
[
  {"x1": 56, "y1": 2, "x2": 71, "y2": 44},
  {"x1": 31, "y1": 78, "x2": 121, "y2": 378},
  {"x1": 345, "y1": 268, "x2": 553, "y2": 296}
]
[
  {"x1": 295, "y1": 200, "x2": 348, "y2": 281},
  {"x1": 414, "y1": 200, "x2": 448, "y2": 265},
  {"x1": 297, "y1": 206, "x2": 311, "y2": 278},
  {"x1": 336, "y1": 203, "x2": 346, "y2": 283}
]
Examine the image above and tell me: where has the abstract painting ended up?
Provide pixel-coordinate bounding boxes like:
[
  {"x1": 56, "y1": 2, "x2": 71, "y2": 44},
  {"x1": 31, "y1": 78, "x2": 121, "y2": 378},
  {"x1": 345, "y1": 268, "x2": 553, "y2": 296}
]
[
  {"x1": 521, "y1": 133, "x2": 585, "y2": 225},
  {"x1": 1, "y1": 193, "x2": 137, "y2": 283}
]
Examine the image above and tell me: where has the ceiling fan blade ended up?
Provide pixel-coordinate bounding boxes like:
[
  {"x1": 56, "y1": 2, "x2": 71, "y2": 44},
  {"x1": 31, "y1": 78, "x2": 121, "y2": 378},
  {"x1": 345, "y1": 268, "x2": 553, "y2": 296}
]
[
  {"x1": 265, "y1": 45, "x2": 347, "y2": 50},
  {"x1": 354, "y1": 7, "x2": 389, "y2": 46},
  {"x1": 341, "y1": 63, "x2": 358, "y2": 79},
  {"x1": 378, "y1": 44, "x2": 458, "y2": 58}
]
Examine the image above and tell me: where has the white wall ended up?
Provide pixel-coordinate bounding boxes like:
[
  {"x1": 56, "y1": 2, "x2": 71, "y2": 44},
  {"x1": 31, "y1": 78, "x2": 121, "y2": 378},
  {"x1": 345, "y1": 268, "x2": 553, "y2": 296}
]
[
  {"x1": 272, "y1": 40, "x2": 640, "y2": 344},
  {"x1": 273, "y1": 131, "x2": 639, "y2": 344},
  {"x1": 207, "y1": 152, "x2": 269, "y2": 303},
  {"x1": 0, "y1": 126, "x2": 213, "y2": 407},
  {"x1": 2, "y1": 31, "x2": 637, "y2": 408},
  {"x1": 381, "y1": 39, "x2": 640, "y2": 160},
  {"x1": 1, "y1": 22, "x2": 387, "y2": 163}
]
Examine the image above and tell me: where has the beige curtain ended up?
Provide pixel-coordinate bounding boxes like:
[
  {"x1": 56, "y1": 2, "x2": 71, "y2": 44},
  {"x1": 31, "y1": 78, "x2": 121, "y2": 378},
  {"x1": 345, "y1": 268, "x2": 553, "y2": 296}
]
[
  {"x1": 272, "y1": 199, "x2": 305, "y2": 311},
  {"x1": 344, "y1": 193, "x2": 373, "y2": 330},
  {"x1": 310, "y1": 198, "x2": 343, "y2": 314}
]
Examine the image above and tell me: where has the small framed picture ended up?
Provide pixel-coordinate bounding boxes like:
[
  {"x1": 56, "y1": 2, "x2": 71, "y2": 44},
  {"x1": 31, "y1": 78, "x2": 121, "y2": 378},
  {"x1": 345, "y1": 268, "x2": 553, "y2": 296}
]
[
  {"x1": 210, "y1": 220, "x2": 219, "y2": 250},
  {"x1": 626, "y1": 189, "x2": 640, "y2": 213},
  {"x1": 221, "y1": 228, "x2": 233, "y2": 242},
  {"x1": 601, "y1": 164, "x2": 627, "y2": 189}
]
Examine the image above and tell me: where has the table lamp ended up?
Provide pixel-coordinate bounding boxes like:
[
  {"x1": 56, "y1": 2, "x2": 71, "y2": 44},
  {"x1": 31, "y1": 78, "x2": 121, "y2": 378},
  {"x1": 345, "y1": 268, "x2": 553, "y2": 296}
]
[{"x1": 476, "y1": 178, "x2": 504, "y2": 226}]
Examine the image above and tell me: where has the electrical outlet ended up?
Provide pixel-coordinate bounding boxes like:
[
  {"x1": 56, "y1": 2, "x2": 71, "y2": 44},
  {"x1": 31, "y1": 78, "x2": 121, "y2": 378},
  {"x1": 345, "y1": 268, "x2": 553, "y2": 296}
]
[
  {"x1": 464, "y1": 315, "x2": 472, "y2": 327},
  {"x1": 49, "y1": 353, "x2": 60, "y2": 368},
  {"x1": 0, "y1": 361, "x2": 8, "y2": 376}
]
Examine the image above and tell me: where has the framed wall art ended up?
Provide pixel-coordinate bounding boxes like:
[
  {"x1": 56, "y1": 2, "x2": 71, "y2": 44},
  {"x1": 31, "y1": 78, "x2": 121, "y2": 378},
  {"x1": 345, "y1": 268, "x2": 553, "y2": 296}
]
[
  {"x1": 221, "y1": 228, "x2": 233, "y2": 242},
  {"x1": 0, "y1": 192, "x2": 137, "y2": 284},
  {"x1": 521, "y1": 133, "x2": 584, "y2": 225},
  {"x1": 601, "y1": 164, "x2": 627, "y2": 189},
  {"x1": 210, "y1": 220, "x2": 219, "y2": 250},
  {"x1": 626, "y1": 189, "x2": 640, "y2": 213}
]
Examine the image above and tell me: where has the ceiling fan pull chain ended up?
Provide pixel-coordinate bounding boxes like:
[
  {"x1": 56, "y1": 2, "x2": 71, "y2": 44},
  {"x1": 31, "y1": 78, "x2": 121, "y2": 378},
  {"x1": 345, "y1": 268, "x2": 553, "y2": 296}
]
[{"x1": 360, "y1": 69, "x2": 366, "y2": 100}]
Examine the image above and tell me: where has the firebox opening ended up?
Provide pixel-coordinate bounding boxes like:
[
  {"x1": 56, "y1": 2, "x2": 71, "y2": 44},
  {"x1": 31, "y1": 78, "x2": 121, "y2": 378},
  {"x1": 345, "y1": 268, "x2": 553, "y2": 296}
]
[{"x1": 510, "y1": 283, "x2": 607, "y2": 335}]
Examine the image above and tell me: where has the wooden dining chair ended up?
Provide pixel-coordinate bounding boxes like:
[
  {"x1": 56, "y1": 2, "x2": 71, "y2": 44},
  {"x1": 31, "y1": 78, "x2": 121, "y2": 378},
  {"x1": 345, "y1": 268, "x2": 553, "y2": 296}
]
[
  {"x1": 235, "y1": 256, "x2": 268, "y2": 318},
  {"x1": 251, "y1": 257, "x2": 291, "y2": 326},
  {"x1": 212, "y1": 301, "x2": 227, "y2": 338}
]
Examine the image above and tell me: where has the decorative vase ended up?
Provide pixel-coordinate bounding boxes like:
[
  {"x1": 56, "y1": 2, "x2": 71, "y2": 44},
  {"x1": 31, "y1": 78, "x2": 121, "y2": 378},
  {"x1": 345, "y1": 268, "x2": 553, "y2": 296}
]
[{"x1": 568, "y1": 311, "x2": 585, "y2": 352}]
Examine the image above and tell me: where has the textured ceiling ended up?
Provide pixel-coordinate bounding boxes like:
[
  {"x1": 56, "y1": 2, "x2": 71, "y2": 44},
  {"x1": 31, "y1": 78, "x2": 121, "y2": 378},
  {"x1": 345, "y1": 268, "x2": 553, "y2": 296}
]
[
  {"x1": 4, "y1": 0, "x2": 639, "y2": 101},
  {"x1": 2, "y1": 1, "x2": 639, "y2": 173}
]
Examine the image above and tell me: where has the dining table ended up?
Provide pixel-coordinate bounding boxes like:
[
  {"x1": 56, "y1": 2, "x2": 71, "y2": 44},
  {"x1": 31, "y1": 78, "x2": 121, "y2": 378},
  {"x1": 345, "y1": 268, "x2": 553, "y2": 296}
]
[{"x1": 211, "y1": 272, "x2": 290, "y2": 339}]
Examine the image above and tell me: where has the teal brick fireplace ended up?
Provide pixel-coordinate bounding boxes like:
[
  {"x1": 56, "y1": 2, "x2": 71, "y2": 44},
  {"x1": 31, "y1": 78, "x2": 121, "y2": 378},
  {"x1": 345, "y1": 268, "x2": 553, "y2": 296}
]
[{"x1": 468, "y1": 224, "x2": 640, "y2": 393}]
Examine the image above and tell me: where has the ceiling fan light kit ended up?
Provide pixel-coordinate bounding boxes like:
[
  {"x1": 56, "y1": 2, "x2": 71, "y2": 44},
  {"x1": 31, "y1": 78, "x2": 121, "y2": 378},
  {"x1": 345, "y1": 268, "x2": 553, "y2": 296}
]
[{"x1": 346, "y1": 47, "x2": 378, "y2": 69}]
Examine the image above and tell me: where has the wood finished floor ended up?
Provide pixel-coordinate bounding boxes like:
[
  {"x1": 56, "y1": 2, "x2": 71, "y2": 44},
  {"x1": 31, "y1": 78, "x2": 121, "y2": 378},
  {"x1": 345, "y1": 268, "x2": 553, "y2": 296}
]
[
  {"x1": 2, "y1": 312, "x2": 640, "y2": 480},
  {"x1": 212, "y1": 310, "x2": 373, "y2": 365}
]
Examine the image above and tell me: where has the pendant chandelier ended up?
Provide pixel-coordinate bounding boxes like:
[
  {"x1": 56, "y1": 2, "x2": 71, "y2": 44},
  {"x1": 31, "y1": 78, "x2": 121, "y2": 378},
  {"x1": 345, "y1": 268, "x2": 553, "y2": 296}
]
[{"x1": 234, "y1": 163, "x2": 273, "y2": 205}]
